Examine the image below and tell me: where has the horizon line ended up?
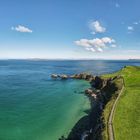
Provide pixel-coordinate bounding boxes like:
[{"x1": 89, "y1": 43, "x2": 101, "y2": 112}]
[{"x1": 0, "y1": 58, "x2": 140, "y2": 61}]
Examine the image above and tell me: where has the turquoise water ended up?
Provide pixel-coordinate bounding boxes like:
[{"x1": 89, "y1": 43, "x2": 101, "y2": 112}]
[{"x1": 0, "y1": 60, "x2": 140, "y2": 140}]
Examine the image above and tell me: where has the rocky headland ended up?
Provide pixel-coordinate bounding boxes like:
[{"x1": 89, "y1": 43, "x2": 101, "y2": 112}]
[{"x1": 51, "y1": 73, "x2": 123, "y2": 140}]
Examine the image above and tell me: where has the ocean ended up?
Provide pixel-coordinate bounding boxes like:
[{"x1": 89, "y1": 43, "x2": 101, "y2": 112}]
[{"x1": 0, "y1": 60, "x2": 140, "y2": 140}]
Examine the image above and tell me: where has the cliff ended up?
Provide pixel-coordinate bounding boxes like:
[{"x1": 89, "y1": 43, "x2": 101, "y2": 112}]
[{"x1": 55, "y1": 73, "x2": 124, "y2": 140}]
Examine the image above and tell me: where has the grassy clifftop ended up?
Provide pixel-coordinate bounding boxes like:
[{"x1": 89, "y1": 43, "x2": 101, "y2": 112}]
[{"x1": 102, "y1": 66, "x2": 140, "y2": 140}]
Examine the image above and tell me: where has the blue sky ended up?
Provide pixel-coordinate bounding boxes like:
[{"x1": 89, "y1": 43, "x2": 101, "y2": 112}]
[{"x1": 0, "y1": 0, "x2": 140, "y2": 59}]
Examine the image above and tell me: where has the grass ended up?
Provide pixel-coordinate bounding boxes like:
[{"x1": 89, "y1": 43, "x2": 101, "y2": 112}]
[
  {"x1": 114, "y1": 66, "x2": 140, "y2": 140},
  {"x1": 101, "y1": 66, "x2": 140, "y2": 140}
]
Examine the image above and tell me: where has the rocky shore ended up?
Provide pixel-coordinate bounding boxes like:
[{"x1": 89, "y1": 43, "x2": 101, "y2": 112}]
[
  {"x1": 51, "y1": 73, "x2": 95, "y2": 81},
  {"x1": 51, "y1": 73, "x2": 123, "y2": 140}
]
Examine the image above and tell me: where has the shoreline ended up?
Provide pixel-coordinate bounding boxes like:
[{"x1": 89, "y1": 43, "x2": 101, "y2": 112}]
[{"x1": 52, "y1": 73, "x2": 124, "y2": 140}]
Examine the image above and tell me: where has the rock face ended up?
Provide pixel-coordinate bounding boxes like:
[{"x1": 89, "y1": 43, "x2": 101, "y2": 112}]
[
  {"x1": 90, "y1": 76, "x2": 107, "y2": 89},
  {"x1": 84, "y1": 76, "x2": 122, "y2": 140}
]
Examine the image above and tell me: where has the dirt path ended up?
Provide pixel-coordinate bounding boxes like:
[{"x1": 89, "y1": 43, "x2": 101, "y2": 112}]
[{"x1": 108, "y1": 79, "x2": 125, "y2": 140}]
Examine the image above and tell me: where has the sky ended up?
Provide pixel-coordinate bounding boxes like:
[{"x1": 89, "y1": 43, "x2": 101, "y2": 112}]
[{"x1": 0, "y1": 0, "x2": 140, "y2": 59}]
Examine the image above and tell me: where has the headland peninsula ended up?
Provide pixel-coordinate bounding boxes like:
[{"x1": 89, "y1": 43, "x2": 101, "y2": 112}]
[{"x1": 52, "y1": 66, "x2": 140, "y2": 140}]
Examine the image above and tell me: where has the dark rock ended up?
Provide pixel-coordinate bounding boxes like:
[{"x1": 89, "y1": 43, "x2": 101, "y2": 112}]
[
  {"x1": 90, "y1": 76, "x2": 108, "y2": 89},
  {"x1": 91, "y1": 76, "x2": 103, "y2": 89}
]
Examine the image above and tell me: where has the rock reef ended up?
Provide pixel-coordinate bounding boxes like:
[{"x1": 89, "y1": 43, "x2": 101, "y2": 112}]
[{"x1": 51, "y1": 73, "x2": 95, "y2": 81}]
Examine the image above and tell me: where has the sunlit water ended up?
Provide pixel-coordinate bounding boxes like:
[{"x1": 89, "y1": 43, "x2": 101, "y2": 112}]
[{"x1": 0, "y1": 60, "x2": 140, "y2": 140}]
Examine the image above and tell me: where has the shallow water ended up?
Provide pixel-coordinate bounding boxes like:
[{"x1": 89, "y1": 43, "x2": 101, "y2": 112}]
[{"x1": 0, "y1": 60, "x2": 140, "y2": 140}]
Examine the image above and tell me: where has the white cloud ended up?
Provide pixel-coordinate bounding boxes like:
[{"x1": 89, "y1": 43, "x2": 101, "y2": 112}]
[
  {"x1": 86, "y1": 47, "x2": 96, "y2": 52},
  {"x1": 11, "y1": 25, "x2": 33, "y2": 33},
  {"x1": 75, "y1": 37, "x2": 116, "y2": 52},
  {"x1": 127, "y1": 26, "x2": 134, "y2": 31},
  {"x1": 115, "y1": 3, "x2": 120, "y2": 8},
  {"x1": 89, "y1": 21, "x2": 106, "y2": 34},
  {"x1": 75, "y1": 39, "x2": 91, "y2": 47}
]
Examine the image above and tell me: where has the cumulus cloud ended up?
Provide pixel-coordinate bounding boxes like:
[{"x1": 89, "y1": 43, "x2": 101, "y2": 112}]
[
  {"x1": 89, "y1": 21, "x2": 106, "y2": 34},
  {"x1": 75, "y1": 37, "x2": 116, "y2": 52},
  {"x1": 85, "y1": 47, "x2": 96, "y2": 52},
  {"x1": 11, "y1": 25, "x2": 33, "y2": 33}
]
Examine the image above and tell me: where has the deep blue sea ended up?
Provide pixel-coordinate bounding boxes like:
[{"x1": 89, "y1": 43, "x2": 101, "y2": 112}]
[{"x1": 0, "y1": 60, "x2": 140, "y2": 140}]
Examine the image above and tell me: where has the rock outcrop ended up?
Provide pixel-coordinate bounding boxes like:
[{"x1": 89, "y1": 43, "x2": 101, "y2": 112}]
[
  {"x1": 72, "y1": 73, "x2": 94, "y2": 81},
  {"x1": 51, "y1": 73, "x2": 95, "y2": 81},
  {"x1": 90, "y1": 76, "x2": 108, "y2": 89}
]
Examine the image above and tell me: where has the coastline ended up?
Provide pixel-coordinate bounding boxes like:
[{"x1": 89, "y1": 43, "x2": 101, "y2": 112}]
[{"x1": 53, "y1": 71, "x2": 124, "y2": 140}]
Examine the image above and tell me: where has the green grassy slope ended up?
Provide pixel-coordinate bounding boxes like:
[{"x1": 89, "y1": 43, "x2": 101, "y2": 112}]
[
  {"x1": 102, "y1": 66, "x2": 140, "y2": 140},
  {"x1": 114, "y1": 66, "x2": 140, "y2": 140}
]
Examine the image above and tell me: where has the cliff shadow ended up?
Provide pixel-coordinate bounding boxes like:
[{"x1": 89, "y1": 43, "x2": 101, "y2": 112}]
[{"x1": 66, "y1": 115, "x2": 90, "y2": 140}]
